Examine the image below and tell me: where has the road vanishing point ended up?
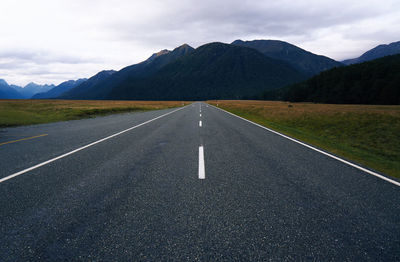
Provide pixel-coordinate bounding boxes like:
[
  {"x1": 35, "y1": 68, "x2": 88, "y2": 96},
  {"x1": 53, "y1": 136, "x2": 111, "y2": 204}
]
[{"x1": 0, "y1": 102, "x2": 399, "y2": 261}]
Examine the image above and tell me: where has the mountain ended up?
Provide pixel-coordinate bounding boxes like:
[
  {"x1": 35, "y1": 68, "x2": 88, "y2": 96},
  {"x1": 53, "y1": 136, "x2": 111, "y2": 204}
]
[
  {"x1": 107, "y1": 42, "x2": 307, "y2": 100},
  {"x1": 342, "y1": 41, "x2": 400, "y2": 65},
  {"x1": 264, "y1": 54, "x2": 400, "y2": 105},
  {"x1": 232, "y1": 39, "x2": 343, "y2": 76},
  {"x1": 0, "y1": 79, "x2": 24, "y2": 99},
  {"x1": 32, "y1": 79, "x2": 87, "y2": 99},
  {"x1": 13, "y1": 83, "x2": 55, "y2": 98},
  {"x1": 59, "y1": 71, "x2": 116, "y2": 99},
  {"x1": 60, "y1": 44, "x2": 194, "y2": 99}
]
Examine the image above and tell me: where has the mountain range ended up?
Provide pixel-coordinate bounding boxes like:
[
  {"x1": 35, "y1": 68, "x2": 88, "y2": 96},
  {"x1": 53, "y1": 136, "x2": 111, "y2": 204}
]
[
  {"x1": 0, "y1": 80, "x2": 55, "y2": 99},
  {"x1": 58, "y1": 71, "x2": 116, "y2": 99},
  {"x1": 106, "y1": 43, "x2": 308, "y2": 100},
  {"x1": 32, "y1": 79, "x2": 87, "y2": 99},
  {"x1": 60, "y1": 44, "x2": 195, "y2": 100},
  {"x1": 13, "y1": 83, "x2": 55, "y2": 98},
  {"x1": 342, "y1": 41, "x2": 400, "y2": 65},
  {"x1": 60, "y1": 40, "x2": 338, "y2": 100},
  {"x1": 0, "y1": 79, "x2": 24, "y2": 99},
  {"x1": 1, "y1": 39, "x2": 399, "y2": 103},
  {"x1": 60, "y1": 40, "x2": 398, "y2": 101}
]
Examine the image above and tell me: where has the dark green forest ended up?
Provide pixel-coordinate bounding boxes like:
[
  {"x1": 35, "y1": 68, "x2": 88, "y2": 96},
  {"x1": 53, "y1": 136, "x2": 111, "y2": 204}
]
[{"x1": 263, "y1": 54, "x2": 400, "y2": 104}]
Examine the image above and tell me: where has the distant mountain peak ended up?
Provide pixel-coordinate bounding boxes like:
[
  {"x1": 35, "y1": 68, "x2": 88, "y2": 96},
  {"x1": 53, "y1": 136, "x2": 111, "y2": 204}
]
[
  {"x1": 0, "y1": 79, "x2": 24, "y2": 99},
  {"x1": 173, "y1": 43, "x2": 194, "y2": 53},
  {"x1": 232, "y1": 39, "x2": 287, "y2": 45},
  {"x1": 99, "y1": 69, "x2": 116, "y2": 74},
  {"x1": 373, "y1": 41, "x2": 400, "y2": 50},
  {"x1": 0, "y1": 79, "x2": 8, "y2": 86},
  {"x1": 147, "y1": 49, "x2": 171, "y2": 61},
  {"x1": 23, "y1": 82, "x2": 55, "y2": 89},
  {"x1": 176, "y1": 43, "x2": 193, "y2": 49},
  {"x1": 92, "y1": 70, "x2": 116, "y2": 79},
  {"x1": 146, "y1": 44, "x2": 193, "y2": 63},
  {"x1": 342, "y1": 40, "x2": 400, "y2": 65},
  {"x1": 32, "y1": 78, "x2": 88, "y2": 99},
  {"x1": 156, "y1": 49, "x2": 170, "y2": 56},
  {"x1": 24, "y1": 82, "x2": 38, "y2": 88},
  {"x1": 231, "y1": 39, "x2": 244, "y2": 44},
  {"x1": 232, "y1": 39, "x2": 305, "y2": 53}
]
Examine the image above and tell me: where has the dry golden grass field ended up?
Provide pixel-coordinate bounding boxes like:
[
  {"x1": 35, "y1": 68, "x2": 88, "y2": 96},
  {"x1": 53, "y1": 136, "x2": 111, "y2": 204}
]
[
  {"x1": 0, "y1": 99, "x2": 185, "y2": 127},
  {"x1": 208, "y1": 100, "x2": 400, "y2": 179}
]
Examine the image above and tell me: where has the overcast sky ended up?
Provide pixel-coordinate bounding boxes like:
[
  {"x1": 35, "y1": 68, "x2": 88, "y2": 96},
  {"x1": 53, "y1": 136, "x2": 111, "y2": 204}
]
[{"x1": 0, "y1": 0, "x2": 399, "y2": 86}]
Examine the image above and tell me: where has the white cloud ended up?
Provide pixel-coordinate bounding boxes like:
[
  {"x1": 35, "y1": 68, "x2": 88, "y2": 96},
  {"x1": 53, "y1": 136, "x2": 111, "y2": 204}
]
[{"x1": 0, "y1": 0, "x2": 399, "y2": 85}]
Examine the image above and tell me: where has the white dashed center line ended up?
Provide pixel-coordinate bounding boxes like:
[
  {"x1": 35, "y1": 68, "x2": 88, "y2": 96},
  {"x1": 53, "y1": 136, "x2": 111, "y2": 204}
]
[{"x1": 198, "y1": 146, "x2": 205, "y2": 179}]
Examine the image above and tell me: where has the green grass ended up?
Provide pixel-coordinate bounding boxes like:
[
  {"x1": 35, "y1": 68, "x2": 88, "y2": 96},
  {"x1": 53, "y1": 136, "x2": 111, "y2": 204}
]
[
  {"x1": 0, "y1": 100, "x2": 184, "y2": 127},
  {"x1": 209, "y1": 101, "x2": 400, "y2": 179}
]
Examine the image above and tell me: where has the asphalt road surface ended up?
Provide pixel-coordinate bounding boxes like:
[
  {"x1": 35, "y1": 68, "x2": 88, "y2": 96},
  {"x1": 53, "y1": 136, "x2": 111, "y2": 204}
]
[{"x1": 0, "y1": 102, "x2": 399, "y2": 261}]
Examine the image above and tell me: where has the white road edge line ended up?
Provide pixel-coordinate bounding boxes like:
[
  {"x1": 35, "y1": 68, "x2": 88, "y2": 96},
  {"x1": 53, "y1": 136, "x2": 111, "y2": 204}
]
[
  {"x1": 199, "y1": 146, "x2": 205, "y2": 179},
  {"x1": 209, "y1": 104, "x2": 400, "y2": 187},
  {"x1": 0, "y1": 106, "x2": 186, "y2": 184},
  {"x1": 199, "y1": 120, "x2": 202, "y2": 127}
]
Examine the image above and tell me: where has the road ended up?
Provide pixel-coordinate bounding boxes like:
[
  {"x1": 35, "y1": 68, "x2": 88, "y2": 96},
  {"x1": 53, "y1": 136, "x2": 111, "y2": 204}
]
[{"x1": 0, "y1": 102, "x2": 399, "y2": 261}]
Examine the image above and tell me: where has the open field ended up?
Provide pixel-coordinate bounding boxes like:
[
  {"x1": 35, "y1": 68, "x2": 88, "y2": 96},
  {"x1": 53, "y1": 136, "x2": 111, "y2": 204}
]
[
  {"x1": 208, "y1": 100, "x2": 400, "y2": 179},
  {"x1": 0, "y1": 100, "x2": 185, "y2": 127}
]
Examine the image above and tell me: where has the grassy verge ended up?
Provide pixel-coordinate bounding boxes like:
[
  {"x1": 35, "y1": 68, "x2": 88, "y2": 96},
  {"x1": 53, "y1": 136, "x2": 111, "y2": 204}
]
[
  {"x1": 208, "y1": 100, "x2": 400, "y2": 179},
  {"x1": 0, "y1": 100, "x2": 186, "y2": 127}
]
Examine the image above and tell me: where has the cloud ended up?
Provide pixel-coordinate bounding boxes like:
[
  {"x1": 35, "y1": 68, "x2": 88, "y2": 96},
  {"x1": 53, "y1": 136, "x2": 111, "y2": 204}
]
[
  {"x1": 0, "y1": 0, "x2": 399, "y2": 85},
  {"x1": 0, "y1": 50, "x2": 100, "y2": 65},
  {"x1": 0, "y1": 49, "x2": 105, "y2": 85},
  {"x1": 106, "y1": 0, "x2": 399, "y2": 46}
]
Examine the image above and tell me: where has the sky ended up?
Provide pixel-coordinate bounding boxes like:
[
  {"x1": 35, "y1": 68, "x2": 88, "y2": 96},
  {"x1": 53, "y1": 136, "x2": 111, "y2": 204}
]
[{"x1": 0, "y1": 0, "x2": 399, "y2": 86}]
